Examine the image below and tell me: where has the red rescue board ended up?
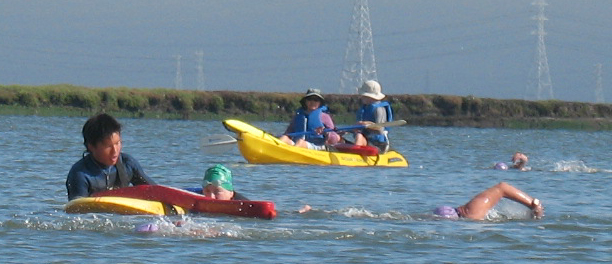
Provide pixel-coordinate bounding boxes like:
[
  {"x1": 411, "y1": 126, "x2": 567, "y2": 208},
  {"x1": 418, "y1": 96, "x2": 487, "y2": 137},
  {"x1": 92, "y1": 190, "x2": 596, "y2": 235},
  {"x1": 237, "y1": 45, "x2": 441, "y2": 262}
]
[
  {"x1": 93, "y1": 185, "x2": 277, "y2": 220},
  {"x1": 332, "y1": 143, "x2": 379, "y2": 156}
]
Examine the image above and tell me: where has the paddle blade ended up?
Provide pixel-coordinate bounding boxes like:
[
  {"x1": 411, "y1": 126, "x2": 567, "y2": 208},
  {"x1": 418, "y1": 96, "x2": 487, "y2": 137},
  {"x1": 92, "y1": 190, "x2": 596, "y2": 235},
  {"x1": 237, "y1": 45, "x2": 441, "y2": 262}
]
[
  {"x1": 366, "y1": 120, "x2": 407, "y2": 129},
  {"x1": 200, "y1": 134, "x2": 237, "y2": 154}
]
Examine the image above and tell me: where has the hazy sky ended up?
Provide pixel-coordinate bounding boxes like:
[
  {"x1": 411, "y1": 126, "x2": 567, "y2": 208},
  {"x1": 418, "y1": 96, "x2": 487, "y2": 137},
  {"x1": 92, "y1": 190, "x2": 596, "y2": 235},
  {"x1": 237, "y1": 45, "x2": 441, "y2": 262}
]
[{"x1": 1, "y1": 0, "x2": 611, "y2": 102}]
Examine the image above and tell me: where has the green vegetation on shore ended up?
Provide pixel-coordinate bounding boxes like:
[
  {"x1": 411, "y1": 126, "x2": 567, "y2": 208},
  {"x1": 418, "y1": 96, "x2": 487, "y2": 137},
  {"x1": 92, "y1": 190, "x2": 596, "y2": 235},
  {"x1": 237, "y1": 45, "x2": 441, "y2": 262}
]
[{"x1": 2, "y1": 84, "x2": 612, "y2": 130}]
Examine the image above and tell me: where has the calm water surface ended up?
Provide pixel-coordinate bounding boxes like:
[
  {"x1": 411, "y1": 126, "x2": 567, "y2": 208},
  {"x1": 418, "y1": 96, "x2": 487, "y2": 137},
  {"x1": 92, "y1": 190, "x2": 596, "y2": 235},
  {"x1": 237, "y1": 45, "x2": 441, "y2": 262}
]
[{"x1": 0, "y1": 115, "x2": 611, "y2": 263}]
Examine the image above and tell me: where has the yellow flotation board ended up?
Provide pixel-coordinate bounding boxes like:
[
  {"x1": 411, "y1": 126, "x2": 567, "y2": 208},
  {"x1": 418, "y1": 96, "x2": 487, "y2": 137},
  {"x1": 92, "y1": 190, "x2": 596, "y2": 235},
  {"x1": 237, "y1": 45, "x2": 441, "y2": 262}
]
[{"x1": 64, "y1": 196, "x2": 186, "y2": 216}]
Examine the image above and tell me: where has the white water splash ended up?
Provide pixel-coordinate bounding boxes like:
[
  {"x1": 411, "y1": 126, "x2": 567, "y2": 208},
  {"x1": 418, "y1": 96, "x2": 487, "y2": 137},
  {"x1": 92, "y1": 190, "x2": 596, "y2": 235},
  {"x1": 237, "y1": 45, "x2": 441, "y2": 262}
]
[
  {"x1": 552, "y1": 160, "x2": 598, "y2": 173},
  {"x1": 338, "y1": 207, "x2": 411, "y2": 220}
]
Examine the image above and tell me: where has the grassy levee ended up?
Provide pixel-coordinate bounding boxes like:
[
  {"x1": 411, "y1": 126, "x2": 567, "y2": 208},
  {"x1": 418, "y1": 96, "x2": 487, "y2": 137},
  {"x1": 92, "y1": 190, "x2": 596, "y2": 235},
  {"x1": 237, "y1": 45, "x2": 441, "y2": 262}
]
[{"x1": 2, "y1": 84, "x2": 612, "y2": 130}]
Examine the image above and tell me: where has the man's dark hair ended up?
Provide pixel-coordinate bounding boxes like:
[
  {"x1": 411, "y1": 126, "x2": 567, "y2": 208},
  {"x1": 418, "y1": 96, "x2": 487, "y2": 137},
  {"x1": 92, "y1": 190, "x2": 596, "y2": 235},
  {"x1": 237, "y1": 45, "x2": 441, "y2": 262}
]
[{"x1": 82, "y1": 113, "x2": 121, "y2": 151}]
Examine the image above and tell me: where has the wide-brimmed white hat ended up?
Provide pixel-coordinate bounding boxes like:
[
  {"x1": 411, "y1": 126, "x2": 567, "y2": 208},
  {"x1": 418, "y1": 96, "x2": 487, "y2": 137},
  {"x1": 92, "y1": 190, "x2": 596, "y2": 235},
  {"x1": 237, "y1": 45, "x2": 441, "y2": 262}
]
[{"x1": 359, "y1": 80, "x2": 385, "y2": 100}]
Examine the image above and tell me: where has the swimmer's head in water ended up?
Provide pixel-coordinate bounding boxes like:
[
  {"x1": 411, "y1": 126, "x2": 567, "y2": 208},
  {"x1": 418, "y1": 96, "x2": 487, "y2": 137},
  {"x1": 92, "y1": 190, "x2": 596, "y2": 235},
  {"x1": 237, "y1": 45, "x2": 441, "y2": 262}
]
[
  {"x1": 433, "y1": 205, "x2": 459, "y2": 219},
  {"x1": 203, "y1": 164, "x2": 234, "y2": 191},
  {"x1": 494, "y1": 162, "x2": 509, "y2": 170},
  {"x1": 135, "y1": 223, "x2": 159, "y2": 233}
]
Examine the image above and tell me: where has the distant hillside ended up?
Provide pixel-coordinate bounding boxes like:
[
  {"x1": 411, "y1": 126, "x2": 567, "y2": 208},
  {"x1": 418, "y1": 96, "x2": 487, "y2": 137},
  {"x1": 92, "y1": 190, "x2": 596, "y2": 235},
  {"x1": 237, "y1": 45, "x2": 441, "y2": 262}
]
[{"x1": 2, "y1": 84, "x2": 612, "y2": 129}]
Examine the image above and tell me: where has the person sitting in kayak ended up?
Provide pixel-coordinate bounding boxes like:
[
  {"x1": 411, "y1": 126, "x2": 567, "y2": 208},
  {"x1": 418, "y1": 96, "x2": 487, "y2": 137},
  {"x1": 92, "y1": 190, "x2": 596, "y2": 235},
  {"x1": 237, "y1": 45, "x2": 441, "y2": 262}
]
[
  {"x1": 279, "y1": 88, "x2": 340, "y2": 150},
  {"x1": 512, "y1": 152, "x2": 530, "y2": 171},
  {"x1": 66, "y1": 113, "x2": 157, "y2": 201},
  {"x1": 202, "y1": 164, "x2": 248, "y2": 200},
  {"x1": 433, "y1": 181, "x2": 544, "y2": 220},
  {"x1": 354, "y1": 80, "x2": 393, "y2": 153}
]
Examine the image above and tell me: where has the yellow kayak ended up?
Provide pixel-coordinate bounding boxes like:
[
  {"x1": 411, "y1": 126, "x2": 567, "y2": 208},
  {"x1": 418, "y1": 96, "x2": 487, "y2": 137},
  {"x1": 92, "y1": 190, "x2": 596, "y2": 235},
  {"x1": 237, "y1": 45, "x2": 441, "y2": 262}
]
[
  {"x1": 64, "y1": 196, "x2": 186, "y2": 216},
  {"x1": 222, "y1": 119, "x2": 409, "y2": 167}
]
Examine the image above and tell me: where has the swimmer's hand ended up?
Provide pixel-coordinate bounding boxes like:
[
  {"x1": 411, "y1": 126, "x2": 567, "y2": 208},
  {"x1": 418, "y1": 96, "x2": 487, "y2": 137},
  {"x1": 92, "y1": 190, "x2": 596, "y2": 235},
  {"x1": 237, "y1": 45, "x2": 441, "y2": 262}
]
[
  {"x1": 298, "y1": 205, "x2": 311, "y2": 214},
  {"x1": 531, "y1": 199, "x2": 544, "y2": 219}
]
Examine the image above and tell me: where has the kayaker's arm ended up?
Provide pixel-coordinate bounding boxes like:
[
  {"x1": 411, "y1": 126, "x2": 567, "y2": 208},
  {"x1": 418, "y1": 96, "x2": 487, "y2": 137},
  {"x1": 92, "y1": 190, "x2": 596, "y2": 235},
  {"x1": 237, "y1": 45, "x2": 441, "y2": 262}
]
[{"x1": 321, "y1": 113, "x2": 340, "y2": 145}]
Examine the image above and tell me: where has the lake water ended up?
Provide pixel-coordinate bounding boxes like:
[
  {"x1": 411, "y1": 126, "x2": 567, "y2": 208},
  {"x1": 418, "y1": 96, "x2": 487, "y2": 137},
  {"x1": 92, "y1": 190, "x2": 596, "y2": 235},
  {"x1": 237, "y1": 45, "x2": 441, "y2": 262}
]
[{"x1": 1, "y1": 115, "x2": 611, "y2": 263}]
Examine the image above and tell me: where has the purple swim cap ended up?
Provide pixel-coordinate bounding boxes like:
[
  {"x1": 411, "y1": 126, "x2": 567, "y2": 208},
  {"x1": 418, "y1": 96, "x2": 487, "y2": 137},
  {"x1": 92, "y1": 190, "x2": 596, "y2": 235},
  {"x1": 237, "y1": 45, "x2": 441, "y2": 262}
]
[
  {"x1": 433, "y1": 205, "x2": 459, "y2": 219},
  {"x1": 494, "y1": 162, "x2": 508, "y2": 170},
  {"x1": 135, "y1": 223, "x2": 159, "y2": 233}
]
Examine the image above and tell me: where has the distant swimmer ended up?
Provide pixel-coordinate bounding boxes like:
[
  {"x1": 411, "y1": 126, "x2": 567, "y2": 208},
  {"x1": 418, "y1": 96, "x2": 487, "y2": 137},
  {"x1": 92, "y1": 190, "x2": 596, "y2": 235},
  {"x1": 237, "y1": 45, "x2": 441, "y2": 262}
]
[
  {"x1": 433, "y1": 182, "x2": 544, "y2": 220},
  {"x1": 494, "y1": 162, "x2": 509, "y2": 170},
  {"x1": 512, "y1": 152, "x2": 529, "y2": 171},
  {"x1": 493, "y1": 153, "x2": 529, "y2": 171}
]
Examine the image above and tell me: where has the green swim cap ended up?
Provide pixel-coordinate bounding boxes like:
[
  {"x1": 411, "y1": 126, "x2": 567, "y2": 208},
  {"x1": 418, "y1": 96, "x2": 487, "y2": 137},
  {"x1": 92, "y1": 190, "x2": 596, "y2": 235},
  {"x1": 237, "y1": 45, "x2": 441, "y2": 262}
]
[{"x1": 203, "y1": 164, "x2": 234, "y2": 191}]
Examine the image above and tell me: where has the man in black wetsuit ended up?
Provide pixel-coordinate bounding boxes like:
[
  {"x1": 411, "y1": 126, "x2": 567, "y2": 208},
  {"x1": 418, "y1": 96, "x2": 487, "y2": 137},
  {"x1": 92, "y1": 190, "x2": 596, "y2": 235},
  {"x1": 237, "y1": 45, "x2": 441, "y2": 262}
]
[{"x1": 65, "y1": 113, "x2": 156, "y2": 201}]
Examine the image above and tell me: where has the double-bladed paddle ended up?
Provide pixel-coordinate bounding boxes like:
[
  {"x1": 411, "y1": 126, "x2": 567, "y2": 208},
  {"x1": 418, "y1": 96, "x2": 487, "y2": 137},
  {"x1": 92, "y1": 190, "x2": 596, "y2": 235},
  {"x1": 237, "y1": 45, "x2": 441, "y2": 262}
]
[
  {"x1": 285, "y1": 119, "x2": 407, "y2": 137},
  {"x1": 201, "y1": 120, "x2": 407, "y2": 151},
  {"x1": 200, "y1": 134, "x2": 238, "y2": 154}
]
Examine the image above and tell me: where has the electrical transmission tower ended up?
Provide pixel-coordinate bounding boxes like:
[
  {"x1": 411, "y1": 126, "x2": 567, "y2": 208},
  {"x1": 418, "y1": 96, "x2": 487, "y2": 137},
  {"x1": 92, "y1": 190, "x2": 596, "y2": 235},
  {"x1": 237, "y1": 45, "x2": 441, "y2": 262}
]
[
  {"x1": 595, "y1": 63, "x2": 604, "y2": 103},
  {"x1": 174, "y1": 55, "x2": 183, "y2": 90},
  {"x1": 340, "y1": 0, "x2": 378, "y2": 94},
  {"x1": 526, "y1": 0, "x2": 553, "y2": 100},
  {"x1": 195, "y1": 50, "x2": 205, "y2": 91}
]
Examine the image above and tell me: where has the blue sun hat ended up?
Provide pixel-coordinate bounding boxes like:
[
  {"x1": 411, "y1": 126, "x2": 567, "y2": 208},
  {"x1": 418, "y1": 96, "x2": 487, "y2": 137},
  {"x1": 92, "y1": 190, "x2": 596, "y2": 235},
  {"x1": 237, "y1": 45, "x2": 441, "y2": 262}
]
[
  {"x1": 494, "y1": 162, "x2": 509, "y2": 170},
  {"x1": 433, "y1": 205, "x2": 459, "y2": 219},
  {"x1": 203, "y1": 164, "x2": 234, "y2": 191}
]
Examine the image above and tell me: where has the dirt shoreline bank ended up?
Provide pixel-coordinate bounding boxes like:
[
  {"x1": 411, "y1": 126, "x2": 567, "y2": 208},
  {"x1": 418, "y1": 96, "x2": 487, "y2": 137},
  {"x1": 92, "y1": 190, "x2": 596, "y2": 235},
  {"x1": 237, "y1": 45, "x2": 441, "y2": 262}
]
[{"x1": 2, "y1": 84, "x2": 612, "y2": 130}]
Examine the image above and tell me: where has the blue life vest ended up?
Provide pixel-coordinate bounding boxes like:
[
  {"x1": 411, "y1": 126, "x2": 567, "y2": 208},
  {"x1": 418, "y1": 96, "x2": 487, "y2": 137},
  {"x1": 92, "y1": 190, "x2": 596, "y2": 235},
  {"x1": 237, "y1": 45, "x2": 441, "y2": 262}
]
[
  {"x1": 291, "y1": 106, "x2": 328, "y2": 145},
  {"x1": 356, "y1": 101, "x2": 393, "y2": 143}
]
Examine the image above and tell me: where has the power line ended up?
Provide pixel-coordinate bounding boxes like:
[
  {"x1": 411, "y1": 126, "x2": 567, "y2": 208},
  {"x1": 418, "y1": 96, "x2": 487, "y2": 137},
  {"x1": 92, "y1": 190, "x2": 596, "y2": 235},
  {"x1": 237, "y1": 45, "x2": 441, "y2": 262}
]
[
  {"x1": 174, "y1": 55, "x2": 182, "y2": 90},
  {"x1": 595, "y1": 63, "x2": 604, "y2": 103},
  {"x1": 525, "y1": 0, "x2": 554, "y2": 100},
  {"x1": 195, "y1": 50, "x2": 205, "y2": 91},
  {"x1": 340, "y1": 0, "x2": 377, "y2": 94}
]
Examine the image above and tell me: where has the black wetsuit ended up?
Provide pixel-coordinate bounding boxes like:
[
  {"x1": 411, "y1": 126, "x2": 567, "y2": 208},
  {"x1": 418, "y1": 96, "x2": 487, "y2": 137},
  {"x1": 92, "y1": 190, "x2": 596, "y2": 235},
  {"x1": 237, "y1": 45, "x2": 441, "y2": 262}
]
[{"x1": 66, "y1": 153, "x2": 156, "y2": 201}]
